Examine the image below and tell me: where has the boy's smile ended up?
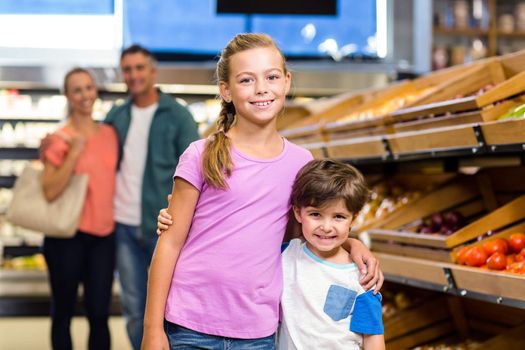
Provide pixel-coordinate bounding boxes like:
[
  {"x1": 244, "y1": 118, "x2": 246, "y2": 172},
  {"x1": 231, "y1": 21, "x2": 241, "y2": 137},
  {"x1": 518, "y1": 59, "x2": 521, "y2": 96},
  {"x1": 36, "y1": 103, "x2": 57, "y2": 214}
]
[{"x1": 294, "y1": 199, "x2": 355, "y2": 263}]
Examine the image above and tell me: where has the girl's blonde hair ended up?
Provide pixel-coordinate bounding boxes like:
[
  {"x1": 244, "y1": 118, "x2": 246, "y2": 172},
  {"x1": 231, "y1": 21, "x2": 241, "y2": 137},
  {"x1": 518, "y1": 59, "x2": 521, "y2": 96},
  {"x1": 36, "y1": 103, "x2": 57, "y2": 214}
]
[{"x1": 202, "y1": 33, "x2": 288, "y2": 189}]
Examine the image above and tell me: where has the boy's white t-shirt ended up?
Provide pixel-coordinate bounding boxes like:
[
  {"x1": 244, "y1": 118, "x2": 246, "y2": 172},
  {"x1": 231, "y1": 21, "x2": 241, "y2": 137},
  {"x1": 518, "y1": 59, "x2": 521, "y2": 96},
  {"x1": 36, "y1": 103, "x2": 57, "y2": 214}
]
[
  {"x1": 279, "y1": 239, "x2": 383, "y2": 350},
  {"x1": 114, "y1": 103, "x2": 158, "y2": 225}
]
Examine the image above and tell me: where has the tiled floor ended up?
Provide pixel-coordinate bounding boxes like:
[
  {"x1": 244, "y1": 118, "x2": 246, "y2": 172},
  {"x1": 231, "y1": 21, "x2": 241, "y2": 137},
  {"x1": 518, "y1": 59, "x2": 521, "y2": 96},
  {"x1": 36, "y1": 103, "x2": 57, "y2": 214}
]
[{"x1": 0, "y1": 316, "x2": 131, "y2": 350}]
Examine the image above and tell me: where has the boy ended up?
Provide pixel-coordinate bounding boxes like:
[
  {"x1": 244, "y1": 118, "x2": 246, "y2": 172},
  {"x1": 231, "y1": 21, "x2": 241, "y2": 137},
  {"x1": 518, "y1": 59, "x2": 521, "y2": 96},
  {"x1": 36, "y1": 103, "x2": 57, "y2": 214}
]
[{"x1": 280, "y1": 159, "x2": 384, "y2": 350}]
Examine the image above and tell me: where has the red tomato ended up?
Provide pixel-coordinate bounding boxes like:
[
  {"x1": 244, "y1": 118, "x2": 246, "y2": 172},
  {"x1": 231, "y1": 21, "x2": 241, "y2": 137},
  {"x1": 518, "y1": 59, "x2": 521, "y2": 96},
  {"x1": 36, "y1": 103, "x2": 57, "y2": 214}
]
[
  {"x1": 482, "y1": 239, "x2": 508, "y2": 256},
  {"x1": 509, "y1": 233, "x2": 525, "y2": 253},
  {"x1": 455, "y1": 246, "x2": 470, "y2": 265},
  {"x1": 487, "y1": 252, "x2": 507, "y2": 270},
  {"x1": 465, "y1": 247, "x2": 488, "y2": 267},
  {"x1": 514, "y1": 248, "x2": 525, "y2": 262},
  {"x1": 506, "y1": 261, "x2": 525, "y2": 274},
  {"x1": 507, "y1": 254, "x2": 516, "y2": 266}
]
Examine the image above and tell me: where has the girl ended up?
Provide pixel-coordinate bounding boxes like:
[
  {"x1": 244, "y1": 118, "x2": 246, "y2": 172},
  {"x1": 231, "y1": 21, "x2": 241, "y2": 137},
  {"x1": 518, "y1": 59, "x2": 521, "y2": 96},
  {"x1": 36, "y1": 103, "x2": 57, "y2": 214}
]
[
  {"x1": 142, "y1": 33, "x2": 381, "y2": 350},
  {"x1": 42, "y1": 68, "x2": 118, "y2": 350}
]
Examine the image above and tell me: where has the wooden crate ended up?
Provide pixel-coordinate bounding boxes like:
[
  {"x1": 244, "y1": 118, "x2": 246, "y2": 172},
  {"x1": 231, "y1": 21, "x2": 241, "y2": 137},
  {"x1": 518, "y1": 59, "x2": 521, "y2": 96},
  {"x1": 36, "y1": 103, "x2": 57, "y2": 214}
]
[
  {"x1": 370, "y1": 192, "x2": 525, "y2": 262},
  {"x1": 481, "y1": 118, "x2": 525, "y2": 146},
  {"x1": 391, "y1": 96, "x2": 525, "y2": 134},
  {"x1": 353, "y1": 173, "x2": 457, "y2": 232},
  {"x1": 451, "y1": 220, "x2": 525, "y2": 263},
  {"x1": 389, "y1": 50, "x2": 525, "y2": 123},
  {"x1": 387, "y1": 123, "x2": 480, "y2": 157},
  {"x1": 452, "y1": 265, "x2": 525, "y2": 302},
  {"x1": 323, "y1": 60, "x2": 493, "y2": 134},
  {"x1": 283, "y1": 60, "x2": 487, "y2": 140}
]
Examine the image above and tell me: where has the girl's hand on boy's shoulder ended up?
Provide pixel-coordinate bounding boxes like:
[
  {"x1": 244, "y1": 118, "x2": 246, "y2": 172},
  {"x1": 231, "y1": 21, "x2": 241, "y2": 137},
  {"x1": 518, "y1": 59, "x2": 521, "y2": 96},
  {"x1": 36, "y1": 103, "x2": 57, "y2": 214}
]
[{"x1": 348, "y1": 239, "x2": 384, "y2": 294}]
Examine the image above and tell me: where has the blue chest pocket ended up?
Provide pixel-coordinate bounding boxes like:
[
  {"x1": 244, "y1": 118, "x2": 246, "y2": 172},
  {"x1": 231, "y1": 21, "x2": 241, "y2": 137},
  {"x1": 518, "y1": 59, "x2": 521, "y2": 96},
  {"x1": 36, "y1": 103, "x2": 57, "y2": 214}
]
[{"x1": 323, "y1": 285, "x2": 357, "y2": 321}]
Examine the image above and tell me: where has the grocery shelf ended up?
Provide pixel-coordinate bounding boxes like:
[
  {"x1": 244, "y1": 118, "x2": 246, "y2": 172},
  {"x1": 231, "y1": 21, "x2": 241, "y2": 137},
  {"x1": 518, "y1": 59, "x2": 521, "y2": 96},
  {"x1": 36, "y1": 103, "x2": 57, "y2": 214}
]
[
  {"x1": 0, "y1": 147, "x2": 39, "y2": 160},
  {"x1": 0, "y1": 175, "x2": 16, "y2": 188},
  {"x1": 312, "y1": 120, "x2": 525, "y2": 169},
  {"x1": 377, "y1": 252, "x2": 525, "y2": 310},
  {"x1": 433, "y1": 26, "x2": 489, "y2": 37}
]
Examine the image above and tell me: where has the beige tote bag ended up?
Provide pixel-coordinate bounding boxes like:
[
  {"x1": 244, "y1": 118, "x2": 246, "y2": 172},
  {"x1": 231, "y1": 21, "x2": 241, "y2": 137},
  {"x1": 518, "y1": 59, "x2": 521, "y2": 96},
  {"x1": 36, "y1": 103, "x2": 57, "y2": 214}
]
[{"x1": 6, "y1": 163, "x2": 88, "y2": 238}]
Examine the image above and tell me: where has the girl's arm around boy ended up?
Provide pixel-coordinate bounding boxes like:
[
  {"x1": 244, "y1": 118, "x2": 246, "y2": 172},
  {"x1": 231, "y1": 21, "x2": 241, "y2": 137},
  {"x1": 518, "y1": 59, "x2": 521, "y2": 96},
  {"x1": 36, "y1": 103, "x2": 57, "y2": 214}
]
[{"x1": 142, "y1": 178, "x2": 200, "y2": 350}]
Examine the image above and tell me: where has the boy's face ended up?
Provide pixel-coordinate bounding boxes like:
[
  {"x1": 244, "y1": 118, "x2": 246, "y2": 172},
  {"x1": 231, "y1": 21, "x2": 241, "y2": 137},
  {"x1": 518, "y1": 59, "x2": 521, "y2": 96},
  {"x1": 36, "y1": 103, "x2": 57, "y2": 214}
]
[{"x1": 293, "y1": 199, "x2": 354, "y2": 257}]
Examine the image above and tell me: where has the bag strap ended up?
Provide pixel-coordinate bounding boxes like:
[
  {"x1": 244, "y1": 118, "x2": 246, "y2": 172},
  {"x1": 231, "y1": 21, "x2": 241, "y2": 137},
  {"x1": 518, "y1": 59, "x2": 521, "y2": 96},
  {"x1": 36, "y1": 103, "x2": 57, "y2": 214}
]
[{"x1": 54, "y1": 129, "x2": 73, "y2": 144}]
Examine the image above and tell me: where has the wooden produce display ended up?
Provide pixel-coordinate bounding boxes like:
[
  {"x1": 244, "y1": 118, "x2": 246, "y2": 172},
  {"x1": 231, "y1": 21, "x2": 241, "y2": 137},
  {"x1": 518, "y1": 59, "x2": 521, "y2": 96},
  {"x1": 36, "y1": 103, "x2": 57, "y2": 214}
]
[
  {"x1": 389, "y1": 49, "x2": 525, "y2": 125},
  {"x1": 353, "y1": 173, "x2": 456, "y2": 232},
  {"x1": 282, "y1": 59, "x2": 486, "y2": 143},
  {"x1": 367, "y1": 171, "x2": 525, "y2": 262}
]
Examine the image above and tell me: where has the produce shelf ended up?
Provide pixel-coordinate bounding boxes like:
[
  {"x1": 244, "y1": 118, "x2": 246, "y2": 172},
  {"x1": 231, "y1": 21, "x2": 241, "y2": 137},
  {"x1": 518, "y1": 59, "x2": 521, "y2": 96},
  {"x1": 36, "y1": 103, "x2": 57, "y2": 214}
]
[
  {"x1": 377, "y1": 252, "x2": 525, "y2": 310},
  {"x1": 0, "y1": 175, "x2": 16, "y2": 188},
  {"x1": 0, "y1": 148, "x2": 39, "y2": 160}
]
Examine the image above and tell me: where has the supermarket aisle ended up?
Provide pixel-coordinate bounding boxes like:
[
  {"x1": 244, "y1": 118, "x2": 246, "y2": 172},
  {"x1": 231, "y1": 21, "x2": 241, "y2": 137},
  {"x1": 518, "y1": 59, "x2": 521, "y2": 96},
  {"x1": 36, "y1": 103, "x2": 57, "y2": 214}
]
[{"x1": 0, "y1": 316, "x2": 131, "y2": 350}]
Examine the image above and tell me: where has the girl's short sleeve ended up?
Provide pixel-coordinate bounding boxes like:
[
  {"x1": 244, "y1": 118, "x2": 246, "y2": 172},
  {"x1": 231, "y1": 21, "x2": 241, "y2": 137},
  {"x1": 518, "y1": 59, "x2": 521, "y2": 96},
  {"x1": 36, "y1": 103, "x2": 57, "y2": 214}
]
[
  {"x1": 174, "y1": 142, "x2": 204, "y2": 191},
  {"x1": 41, "y1": 134, "x2": 69, "y2": 167}
]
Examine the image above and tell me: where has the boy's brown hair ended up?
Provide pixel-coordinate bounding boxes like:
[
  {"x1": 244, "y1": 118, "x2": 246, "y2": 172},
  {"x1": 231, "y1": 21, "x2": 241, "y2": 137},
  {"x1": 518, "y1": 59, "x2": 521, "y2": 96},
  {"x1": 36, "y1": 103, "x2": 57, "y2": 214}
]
[{"x1": 291, "y1": 159, "x2": 370, "y2": 215}]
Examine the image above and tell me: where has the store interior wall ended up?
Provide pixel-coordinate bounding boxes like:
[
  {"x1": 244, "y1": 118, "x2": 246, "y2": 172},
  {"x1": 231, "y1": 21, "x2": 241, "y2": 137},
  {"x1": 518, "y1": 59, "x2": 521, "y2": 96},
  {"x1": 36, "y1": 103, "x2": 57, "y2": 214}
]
[{"x1": 0, "y1": 0, "x2": 424, "y2": 96}]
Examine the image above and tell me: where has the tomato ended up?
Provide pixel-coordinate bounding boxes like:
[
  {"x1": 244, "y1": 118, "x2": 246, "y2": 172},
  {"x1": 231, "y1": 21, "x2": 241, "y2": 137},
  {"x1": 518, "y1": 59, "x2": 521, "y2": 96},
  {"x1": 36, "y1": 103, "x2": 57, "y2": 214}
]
[
  {"x1": 482, "y1": 239, "x2": 508, "y2": 256},
  {"x1": 455, "y1": 246, "x2": 470, "y2": 265},
  {"x1": 514, "y1": 248, "x2": 525, "y2": 262},
  {"x1": 507, "y1": 254, "x2": 516, "y2": 266},
  {"x1": 509, "y1": 233, "x2": 525, "y2": 253},
  {"x1": 506, "y1": 261, "x2": 525, "y2": 274},
  {"x1": 487, "y1": 252, "x2": 507, "y2": 270},
  {"x1": 465, "y1": 247, "x2": 488, "y2": 267}
]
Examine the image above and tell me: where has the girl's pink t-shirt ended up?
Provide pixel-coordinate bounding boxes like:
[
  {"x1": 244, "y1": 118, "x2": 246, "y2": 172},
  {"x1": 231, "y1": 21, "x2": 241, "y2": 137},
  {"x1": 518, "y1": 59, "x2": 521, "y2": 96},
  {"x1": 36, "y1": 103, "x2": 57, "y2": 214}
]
[
  {"x1": 42, "y1": 124, "x2": 118, "y2": 236},
  {"x1": 165, "y1": 138, "x2": 313, "y2": 338}
]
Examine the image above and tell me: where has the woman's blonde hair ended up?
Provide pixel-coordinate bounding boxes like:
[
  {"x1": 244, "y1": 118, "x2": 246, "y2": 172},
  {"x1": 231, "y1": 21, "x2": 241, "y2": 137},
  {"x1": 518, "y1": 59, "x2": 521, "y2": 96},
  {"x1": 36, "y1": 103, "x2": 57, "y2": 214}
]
[{"x1": 202, "y1": 33, "x2": 288, "y2": 189}]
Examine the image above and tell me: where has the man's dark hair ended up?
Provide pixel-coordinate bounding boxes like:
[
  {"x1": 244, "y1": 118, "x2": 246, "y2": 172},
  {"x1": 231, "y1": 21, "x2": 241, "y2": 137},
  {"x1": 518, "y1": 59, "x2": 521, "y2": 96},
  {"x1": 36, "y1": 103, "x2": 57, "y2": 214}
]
[{"x1": 120, "y1": 44, "x2": 157, "y2": 66}]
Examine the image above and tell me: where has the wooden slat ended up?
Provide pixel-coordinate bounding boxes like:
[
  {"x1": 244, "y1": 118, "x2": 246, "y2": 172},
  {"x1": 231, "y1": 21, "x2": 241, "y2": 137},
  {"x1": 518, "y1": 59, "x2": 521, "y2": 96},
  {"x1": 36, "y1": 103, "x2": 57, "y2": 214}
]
[
  {"x1": 476, "y1": 70, "x2": 525, "y2": 107},
  {"x1": 463, "y1": 299, "x2": 525, "y2": 326},
  {"x1": 326, "y1": 137, "x2": 385, "y2": 159},
  {"x1": 480, "y1": 97, "x2": 525, "y2": 121},
  {"x1": 301, "y1": 143, "x2": 325, "y2": 160},
  {"x1": 388, "y1": 96, "x2": 479, "y2": 123},
  {"x1": 377, "y1": 253, "x2": 450, "y2": 286},
  {"x1": 370, "y1": 229, "x2": 448, "y2": 249},
  {"x1": 392, "y1": 111, "x2": 483, "y2": 133},
  {"x1": 481, "y1": 324, "x2": 525, "y2": 350},
  {"x1": 413, "y1": 63, "x2": 494, "y2": 106},
  {"x1": 452, "y1": 265, "x2": 525, "y2": 301},
  {"x1": 499, "y1": 48, "x2": 525, "y2": 76},
  {"x1": 387, "y1": 124, "x2": 479, "y2": 155},
  {"x1": 481, "y1": 118, "x2": 525, "y2": 145},
  {"x1": 384, "y1": 297, "x2": 450, "y2": 341},
  {"x1": 385, "y1": 321, "x2": 455, "y2": 350},
  {"x1": 445, "y1": 194, "x2": 525, "y2": 248},
  {"x1": 372, "y1": 241, "x2": 452, "y2": 262}
]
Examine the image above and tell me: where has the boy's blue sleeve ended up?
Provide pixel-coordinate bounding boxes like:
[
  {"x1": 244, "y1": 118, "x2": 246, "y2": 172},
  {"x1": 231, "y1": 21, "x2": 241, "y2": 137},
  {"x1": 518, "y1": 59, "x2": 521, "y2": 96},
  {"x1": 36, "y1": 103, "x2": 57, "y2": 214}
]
[{"x1": 350, "y1": 290, "x2": 384, "y2": 335}]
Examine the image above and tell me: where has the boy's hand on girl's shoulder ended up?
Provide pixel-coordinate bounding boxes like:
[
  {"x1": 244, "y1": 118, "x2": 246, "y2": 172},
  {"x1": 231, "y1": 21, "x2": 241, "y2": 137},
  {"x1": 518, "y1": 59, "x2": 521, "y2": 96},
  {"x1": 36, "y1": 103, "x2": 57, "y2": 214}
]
[{"x1": 157, "y1": 194, "x2": 173, "y2": 235}]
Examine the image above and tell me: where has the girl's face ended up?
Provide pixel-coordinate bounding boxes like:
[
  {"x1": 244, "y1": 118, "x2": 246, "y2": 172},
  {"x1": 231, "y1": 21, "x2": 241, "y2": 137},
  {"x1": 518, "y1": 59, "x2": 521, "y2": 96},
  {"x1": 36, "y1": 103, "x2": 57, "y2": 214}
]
[
  {"x1": 65, "y1": 72, "x2": 97, "y2": 117},
  {"x1": 220, "y1": 46, "x2": 291, "y2": 128}
]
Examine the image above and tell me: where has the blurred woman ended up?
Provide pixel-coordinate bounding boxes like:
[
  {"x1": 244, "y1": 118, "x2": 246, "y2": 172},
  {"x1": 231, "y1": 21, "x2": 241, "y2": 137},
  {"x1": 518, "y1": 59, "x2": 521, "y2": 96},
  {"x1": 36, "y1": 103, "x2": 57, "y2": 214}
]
[{"x1": 41, "y1": 68, "x2": 118, "y2": 350}]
